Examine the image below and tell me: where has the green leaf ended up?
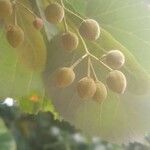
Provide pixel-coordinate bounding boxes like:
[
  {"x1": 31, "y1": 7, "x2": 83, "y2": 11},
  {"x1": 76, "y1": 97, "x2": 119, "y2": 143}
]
[
  {"x1": 65, "y1": 0, "x2": 87, "y2": 15},
  {"x1": 0, "y1": 119, "x2": 16, "y2": 150},
  {"x1": 87, "y1": 0, "x2": 150, "y2": 72},
  {"x1": 0, "y1": 0, "x2": 55, "y2": 114},
  {"x1": 19, "y1": 91, "x2": 59, "y2": 119},
  {"x1": 42, "y1": 0, "x2": 150, "y2": 144},
  {"x1": 0, "y1": 0, "x2": 149, "y2": 145}
]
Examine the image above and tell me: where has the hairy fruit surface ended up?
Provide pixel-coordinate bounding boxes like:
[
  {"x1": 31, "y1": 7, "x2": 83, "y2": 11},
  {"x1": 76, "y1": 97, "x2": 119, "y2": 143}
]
[
  {"x1": 106, "y1": 50, "x2": 125, "y2": 69},
  {"x1": 55, "y1": 67, "x2": 75, "y2": 88},
  {"x1": 77, "y1": 77, "x2": 96, "y2": 99},
  {"x1": 106, "y1": 70, "x2": 127, "y2": 94},
  {"x1": 45, "y1": 2, "x2": 64, "y2": 24},
  {"x1": 79, "y1": 19, "x2": 100, "y2": 41},
  {"x1": 60, "y1": 32, "x2": 79, "y2": 52},
  {"x1": 93, "y1": 81, "x2": 107, "y2": 102},
  {"x1": 6, "y1": 25, "x2": 24, "y2": 48}
]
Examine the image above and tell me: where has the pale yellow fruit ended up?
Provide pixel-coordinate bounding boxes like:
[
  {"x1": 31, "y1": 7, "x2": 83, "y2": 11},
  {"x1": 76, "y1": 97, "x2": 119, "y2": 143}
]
[
  {"x1": 0, "y1": 0, "x2": 12, "y2": 19},
  {"x1": 45, "y1": 2, "x2": 64, "y2": 24},
  {"x1": 6, "y1": 25, "x2": 24, "y2": 48},
  {"x1": 106, "y1": 50, "x2": 125, "y2": 69},
  {"x1": 55, "y1": 67, "x2": 75, "y2": 88},
  {"x1": 93, "y1": 81, "x2": 107, "y2": 102},
  {"x1": 60, "y1": 32, "x2": 79, "y2": 52},
  {"x1": 106, "y1": 70, "x2": 127, "y2": 94},
  {"x1": 77, "y1": 77, "x2": 96, "y2": 99},
  {"x1": 79, "y1": 19, "x2": 100, "y2": 41}
]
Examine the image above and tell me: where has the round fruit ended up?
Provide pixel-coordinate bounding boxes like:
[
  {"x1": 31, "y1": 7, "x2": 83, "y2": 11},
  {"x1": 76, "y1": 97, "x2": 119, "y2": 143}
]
[
  {"x1": 60, "y1": 32, "x2": 79, "y2": 52},
  {"x1": 33, "y1": 17, "x2": 44, "y2": 30},
  {"x1": 0, "y1": 0, "x2": 12, "y2": 19},
  {"x1": 55, "y1": 67, "x2": 75, "y2": 88},
  {"x1": 105, "y1": 50, "x2": 125, "y2": 69},
  {"x1": 45, "y1": 2, "x2": 64, "y2": 24},
  {"x1": 106, "y1": 70, "x2": 127, "y2": 94},
  {"x1": 77, "y1": 77, "x2": 96, "y2": 99},
  {"x1": 6, "y1": 25, "x2": 24, "y2": 48},
  {"x1": 79, "y1": 19, "x2": 100, "y2": 41},
  {"x1": 93, "y1": 81, "x2": 107, "y2": 102}
]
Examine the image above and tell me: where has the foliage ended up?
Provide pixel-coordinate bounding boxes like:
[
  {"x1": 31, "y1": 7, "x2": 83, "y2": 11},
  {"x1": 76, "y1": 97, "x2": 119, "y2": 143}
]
[
  {"x1": 41, "y1": 0, "x2": 150, "y2": 144},
  {"x1": 0, "y1": 112, "x2": 16, "y2": 150},
  {"x1": 1, "y1": 105, "x2": 150, "y2": 150},
  {"x1": 0, "y1": 0, "x2": 150, "y2": 148}
]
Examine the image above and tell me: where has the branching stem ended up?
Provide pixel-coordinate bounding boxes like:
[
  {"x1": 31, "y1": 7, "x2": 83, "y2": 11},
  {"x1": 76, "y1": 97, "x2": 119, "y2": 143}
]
[
  {"x1": 75, "y1": 26, "x2": 112, "y2": 72},
  {"x1": 71, "y1": 54, "x2": 88, "y2": 69},
  {"x1": 89, "y1": 53, "x2": 113, "y2": 71},
  {"x1": 60, "y1": 1, "x2": 113, "y2": 72}
]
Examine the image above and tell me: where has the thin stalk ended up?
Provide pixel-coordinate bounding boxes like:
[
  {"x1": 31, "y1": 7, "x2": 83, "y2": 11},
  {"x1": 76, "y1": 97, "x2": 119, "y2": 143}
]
[
  {"x1": 90, "y1": 53, "x2": 113, "y2": 71},
  {"x1": 71, "y1": 21, "x2": 112, "y2": 72},
  {"x1": 72, "y1": 22, "x2": 112, "y2": 72},
  {"x1": 87, "y1": 56, "x2": 91, "y2": 77},
  {"x1": 60, "y1": 0, "x2": 68, "y2": 32},
  {"x1": 64, "y1": 7, "x2": 85, "y2": 21},
  {"x1": 90, "y1": 60, "x2": 98, "y2": 81},
  {"x1": 100, "y1": 54, "x2": 106, "y2": 61},
  {"x1": 13, "y1": 3, "x2": 17, "y2": 25},
  {"x1": 71, "y1": 54, "x2": 88, "y2": 69},
  {"x1": 76, "y1": 30, "x2": 90, "y2": 54}
]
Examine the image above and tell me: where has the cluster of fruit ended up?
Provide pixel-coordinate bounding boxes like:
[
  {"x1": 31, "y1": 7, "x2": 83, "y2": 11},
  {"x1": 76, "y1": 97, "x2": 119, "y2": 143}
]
[
  {"x1": 0, "y1": 0, "x2": 127, "y2": 103},
  {"x1": 44, "y1": 2, "x2": 127, "y2": 102},
  {"x1": 54, "y1": 51, "x2": 126, "y2": 103},
  {"x1": 0, "y1": 0, "x2": 44, "y2": 48}
]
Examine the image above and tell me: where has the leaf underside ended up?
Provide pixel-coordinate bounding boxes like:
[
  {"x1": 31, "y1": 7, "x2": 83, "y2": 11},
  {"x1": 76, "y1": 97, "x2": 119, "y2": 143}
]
[{"x1": 43, "y1": 0, "x2": 150, "y2": 144}]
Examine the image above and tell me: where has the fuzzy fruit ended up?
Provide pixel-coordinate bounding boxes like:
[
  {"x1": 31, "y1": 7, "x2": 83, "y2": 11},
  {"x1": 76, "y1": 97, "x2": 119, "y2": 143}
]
[
  {"x1": 6, "y1": 25, "x2": 24, "y2": 48},
  {"x1": 33, "y1": 17, "x2": 44, "y2": 30},
  {"x1": 0, "y1": 0, "x2": 12, "y2": 19},
  {"x1": 79, "y1": 19, "x2": 100, "y2": 41},
  {"x1": 55, "y1": 67, "x2": 75, "y2": 88},
  {"x1": 45, "y1": 2, "x2": 64, "y2": 24},
  {"x1": 77, "y1": 77, "x2": 96, "y2": 99},
  {"x1": 93, "y1": 81, "x2": 107, "y2": 102},
  {"x1": 106, "y1": 50, "x2": 125, "y2": 69},
  {"x1": 106, "y1": 70, "x2": 127, "y2": 94},
  {"x1": 60, "y1": 32, "x2": 79, "y2": 52}
]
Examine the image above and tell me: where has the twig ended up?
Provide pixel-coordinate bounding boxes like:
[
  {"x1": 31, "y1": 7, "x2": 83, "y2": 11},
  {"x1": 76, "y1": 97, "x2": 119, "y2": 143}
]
[
  {"x1": 71, "y1": 53, "x2": 88, "y2": 69},
  {"x1": 89, "y1": 53, "x2": 113, "y2": 71},
  {"x1": 60, "y1": 0, "x2": 68, "y2": 32},
  {"x1": 90, "y1": 60, "x2": 99, "y2": 81}
]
